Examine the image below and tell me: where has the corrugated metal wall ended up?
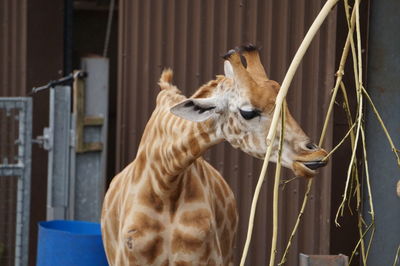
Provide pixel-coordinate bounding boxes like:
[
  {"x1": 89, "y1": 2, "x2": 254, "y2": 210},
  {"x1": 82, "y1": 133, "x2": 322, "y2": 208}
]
[
  {"x1": 117, "y1": 1, "x2": 337, "y2": 265},
  {"x1": 0, "y1": 1, "x2": 26, "y2": 265},
  {"x1": 0, "y1": 0, "x2": 27, "y2": 97},
  {"x1": 1, "y1": 0, "x2": 64, "y2": 264}
]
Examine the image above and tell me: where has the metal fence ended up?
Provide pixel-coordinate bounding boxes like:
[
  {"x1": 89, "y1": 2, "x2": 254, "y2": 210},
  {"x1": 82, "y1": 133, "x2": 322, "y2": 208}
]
[{"x1": 0, "y1": 98, "x2": 32, "y2": 266}]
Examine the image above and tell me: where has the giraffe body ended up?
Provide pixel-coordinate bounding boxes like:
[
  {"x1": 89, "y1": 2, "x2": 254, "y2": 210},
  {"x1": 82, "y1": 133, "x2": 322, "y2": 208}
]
[
  {"x1": 102, "y1": 45, "x2": 328, "y2": 265},
  {"x1": 102, "y1": 159, "x2": 237, "y2": 265},
  {"x1": 102, "y1": 84, "x2": 237, "y2": 265}
]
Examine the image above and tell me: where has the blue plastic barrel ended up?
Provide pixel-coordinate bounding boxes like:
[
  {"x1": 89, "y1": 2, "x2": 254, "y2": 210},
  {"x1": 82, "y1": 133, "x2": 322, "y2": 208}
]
[{"x1": 37, "y1": 220, "x2": 108, "y2": 266}]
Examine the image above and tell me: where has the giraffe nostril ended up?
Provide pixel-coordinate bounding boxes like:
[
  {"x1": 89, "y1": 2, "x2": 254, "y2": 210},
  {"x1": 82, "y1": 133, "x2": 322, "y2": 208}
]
[{"x1": 305, "y1": 142, "x2": 318, "y2": 150}]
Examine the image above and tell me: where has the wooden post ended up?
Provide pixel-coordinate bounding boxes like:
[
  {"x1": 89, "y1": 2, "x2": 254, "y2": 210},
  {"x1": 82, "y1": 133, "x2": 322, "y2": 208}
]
[{"x1": 73, "y1": 71, "x2": 103, "y2": 153}]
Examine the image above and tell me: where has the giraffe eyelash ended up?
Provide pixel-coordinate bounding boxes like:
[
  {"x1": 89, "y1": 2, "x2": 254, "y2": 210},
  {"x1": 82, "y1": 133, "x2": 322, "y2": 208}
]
[{"x1": 238, "y1": 108, "x2": 261, "y2": 120}]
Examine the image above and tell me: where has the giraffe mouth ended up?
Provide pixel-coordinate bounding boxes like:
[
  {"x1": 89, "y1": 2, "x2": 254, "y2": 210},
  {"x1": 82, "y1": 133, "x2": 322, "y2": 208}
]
[
  {"x1": 301, "y1": 160, "x2": 327, "y2": 170},
  {"x1": 292, "y1": 160, "x2": 327, "y2": 178}
]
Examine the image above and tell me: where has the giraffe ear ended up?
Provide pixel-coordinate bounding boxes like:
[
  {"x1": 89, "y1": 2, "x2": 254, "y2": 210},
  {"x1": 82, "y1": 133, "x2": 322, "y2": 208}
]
[
  {"x1": 224, "y1": 60, "x2": 234, "y2": 79},
  {"x1": 170, "y1": 98, "x2": 218, "y2": 122}
]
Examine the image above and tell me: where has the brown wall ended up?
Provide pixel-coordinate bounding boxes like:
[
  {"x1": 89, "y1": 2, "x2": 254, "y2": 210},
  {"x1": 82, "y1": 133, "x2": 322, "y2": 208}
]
[
  {"x1": 0, "y1": 0, "x2": 27, "y2": 97},
  {"x1": 26, "y1": 0, "x2": 64, "y2": 265},
  {"x1": 0, "y1": 0, "x2": 64, "y2": 265},
  {"x1": 117, "y1": 0, "x2": 337, "y2": 265},
  {"x1": 0, "y1": 1, "x2": 28, "y2": 265}
]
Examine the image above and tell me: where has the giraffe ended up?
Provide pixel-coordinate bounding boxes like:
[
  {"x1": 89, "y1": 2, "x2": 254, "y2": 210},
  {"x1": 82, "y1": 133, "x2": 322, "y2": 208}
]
[{"x1": 101, "y1": 45, "x2": 328, "y2": 266}]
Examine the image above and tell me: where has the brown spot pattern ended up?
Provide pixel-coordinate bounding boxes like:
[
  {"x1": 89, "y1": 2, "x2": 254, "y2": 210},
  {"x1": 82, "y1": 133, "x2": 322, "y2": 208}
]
[
  {"x1": 227, "y1": 202, "x2": 237, "y2": 230},
  {"x1": 200, "y1": 242, "x2": 212, "y2": 261},
  {"x1": 153, "y1": 150, "x2": 162, "y2": 164},
  {"x1": 184, "y1": 175, "x2": 204, "y2": 202},
  {"x1": 171, "y1": 229, "x2": 203, "y2": 253},
  {"x1": 197, "y1": 162, "x2": 207, "y2": 186},
  {"x1": 172, "y1": 145, "x2": 183, "y2": 162},
  {"x1": 219, "y1": 179, "x2": 230, "y2": 198},
  {"x1": 175, "y1": 261, "x2": 191, "y2": 266},
  {"x1": 233, "y1": 126, "x2": 241, "y2": 135},
  {"x1": 133, "y1": 152, "x2": 146, "y2": 183},
  {"x1": 169, "y1": 178, "x2": 184, "y2": 219},
  {"x1": 188, "y1": 136, "x2": 200, "y2": 156},
  {"x1": 220, "y1": 226, "x2": 230, "y2": 258},
  {"x1": 138, "y1": 180, "x2": 164, "y2": 213},
  {"x1": 249, "y1": 80, "x2": 279, "y2": 112},
  {"x1": 153, "y1": 171, "x2": 169, "y2": 191},
  {"x1": 215, "y1": 203, "x2": 224, "y2": 229},
  {"x1": 251, "y1": 134, "x2": 260, "y2": 147},
  {"x1": 126, "y1": 212, "x2": 165, "y2": 238},
  {"x1": 208, "y1": 259, "x2": 216, "y2": 266},
  {"x1": 191, "y1": 76, "x2": 224, "y2": 99},
  {"x1": 180, "y1": 208, "x2": 211, "y2": 232},
  {"x1": 213, "y1": 181, "x2": 225, "y2": 207},
  {"x1": 199, "y1": 132, "x2": 211, "y2": 143},
  {"x1": 140, "y1": 236, "x2": 164, "y2": 264}
]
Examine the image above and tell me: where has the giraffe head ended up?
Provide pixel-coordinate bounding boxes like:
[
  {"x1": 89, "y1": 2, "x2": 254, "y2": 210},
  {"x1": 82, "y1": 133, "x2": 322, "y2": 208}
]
[{"x1": 171, "y1": 45, "x2": 328, "y2": 178}]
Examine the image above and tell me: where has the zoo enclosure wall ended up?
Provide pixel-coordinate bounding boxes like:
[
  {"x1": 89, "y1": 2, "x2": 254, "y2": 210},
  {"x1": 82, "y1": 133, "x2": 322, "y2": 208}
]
[{"x1": 0, "y1": 0, "x2": 367, "y2": 265}]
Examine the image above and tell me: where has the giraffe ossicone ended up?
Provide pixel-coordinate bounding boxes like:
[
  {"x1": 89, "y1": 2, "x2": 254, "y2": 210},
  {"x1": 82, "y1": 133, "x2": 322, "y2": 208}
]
[{"x1": 101, "y1": 45, "x2": 328, "y2": 265}]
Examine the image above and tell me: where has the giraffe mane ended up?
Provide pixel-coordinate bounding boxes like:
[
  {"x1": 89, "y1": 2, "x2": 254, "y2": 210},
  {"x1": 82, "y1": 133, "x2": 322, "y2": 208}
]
[
  {"x1": 158, "y1": 68, "x2": 174, "y2": 90},
  {"x1": 191, "y1": 75, "x2": 225, "y2": 99}
]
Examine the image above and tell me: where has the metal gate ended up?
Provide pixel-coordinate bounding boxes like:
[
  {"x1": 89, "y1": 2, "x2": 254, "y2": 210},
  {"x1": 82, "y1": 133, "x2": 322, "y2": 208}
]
[
  {"x1": 0, "y1": 57, "x2": 108, "y2": 266},
  {"x1": 0, "y1": 98, "x2": 32, "y2": 266},
  {"x1": 40, "y1": 57, "x2": 109, "y2": 222}
]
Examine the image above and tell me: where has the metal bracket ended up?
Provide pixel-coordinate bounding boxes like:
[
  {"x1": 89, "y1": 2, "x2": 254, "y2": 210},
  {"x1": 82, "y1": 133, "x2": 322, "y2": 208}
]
[
  {"x1": 299, "y1": 253, "x2": 349, "y2": 266},
  {"x1": 73, "y1": 71, "x2": 103, "y2": 153},
  {"x1": 32, "y1": 127, "x2": 52, "y2": 150}
]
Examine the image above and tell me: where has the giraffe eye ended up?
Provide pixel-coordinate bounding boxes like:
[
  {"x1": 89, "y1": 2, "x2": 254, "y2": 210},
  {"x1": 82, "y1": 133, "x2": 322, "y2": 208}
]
[{"x1": 239, "y1": 109, "x2": 261, "y2": 120}]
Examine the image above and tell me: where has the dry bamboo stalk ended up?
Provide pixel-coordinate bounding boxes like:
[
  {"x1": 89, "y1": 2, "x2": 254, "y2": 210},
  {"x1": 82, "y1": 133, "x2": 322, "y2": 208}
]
[
  {"x1": 338, "y1": 2, "x2": 371, "y2": 264},
  {"x1": 361, "y1": 87, "x2": 400, "y2": 165},
  {"x1": 278, "y1": 2, "x2": 358, "y2": 264},
  {"x1": 239, "y1": 1, "x2": 340, "y2": 265},
  {"x1": 337, "y1": 1, "x2": 381, "y2": 264},
  {"x1": 349, "y1": 222, "x2": 374, "y2": 263},
  {"x1": 393, "y1": 245, "x2": 400, "y2": 266},
  {"x1": 319, "y1": 1, "x2": 357, "y2": 147},
  {"x1": 360, "y1": 126, "x2": 375, "y2": 263},
  {"x1": 268, "y1": 103, "x2": 286, "y2": 266},
  {"x1": 278, "y1": 0, "x2": 398, "y2": 263},
  {"x1": 278, "y1": 179, "x2": 312, "y2": 265},
  {"x1": 335, "y1": 0, "x2": 364, "y2": 224},
  {"x1": 342, "y1": 1, "x2": 368, "y2": 262},
  {"x1": 339, "y1": 82, "x2": 360, "y2": 210},
  {"x1": 323, "y1": 122, "x2": 356, "y2": 160},
  {"x1": 340, "y1": 81, "x2": 367, "y2": 262}
]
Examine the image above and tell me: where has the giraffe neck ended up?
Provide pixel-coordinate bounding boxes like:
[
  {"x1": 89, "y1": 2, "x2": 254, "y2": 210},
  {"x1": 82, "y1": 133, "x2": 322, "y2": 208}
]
[{"x1": 134, "y1": 88, "x2": 222, "y2": 193}]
